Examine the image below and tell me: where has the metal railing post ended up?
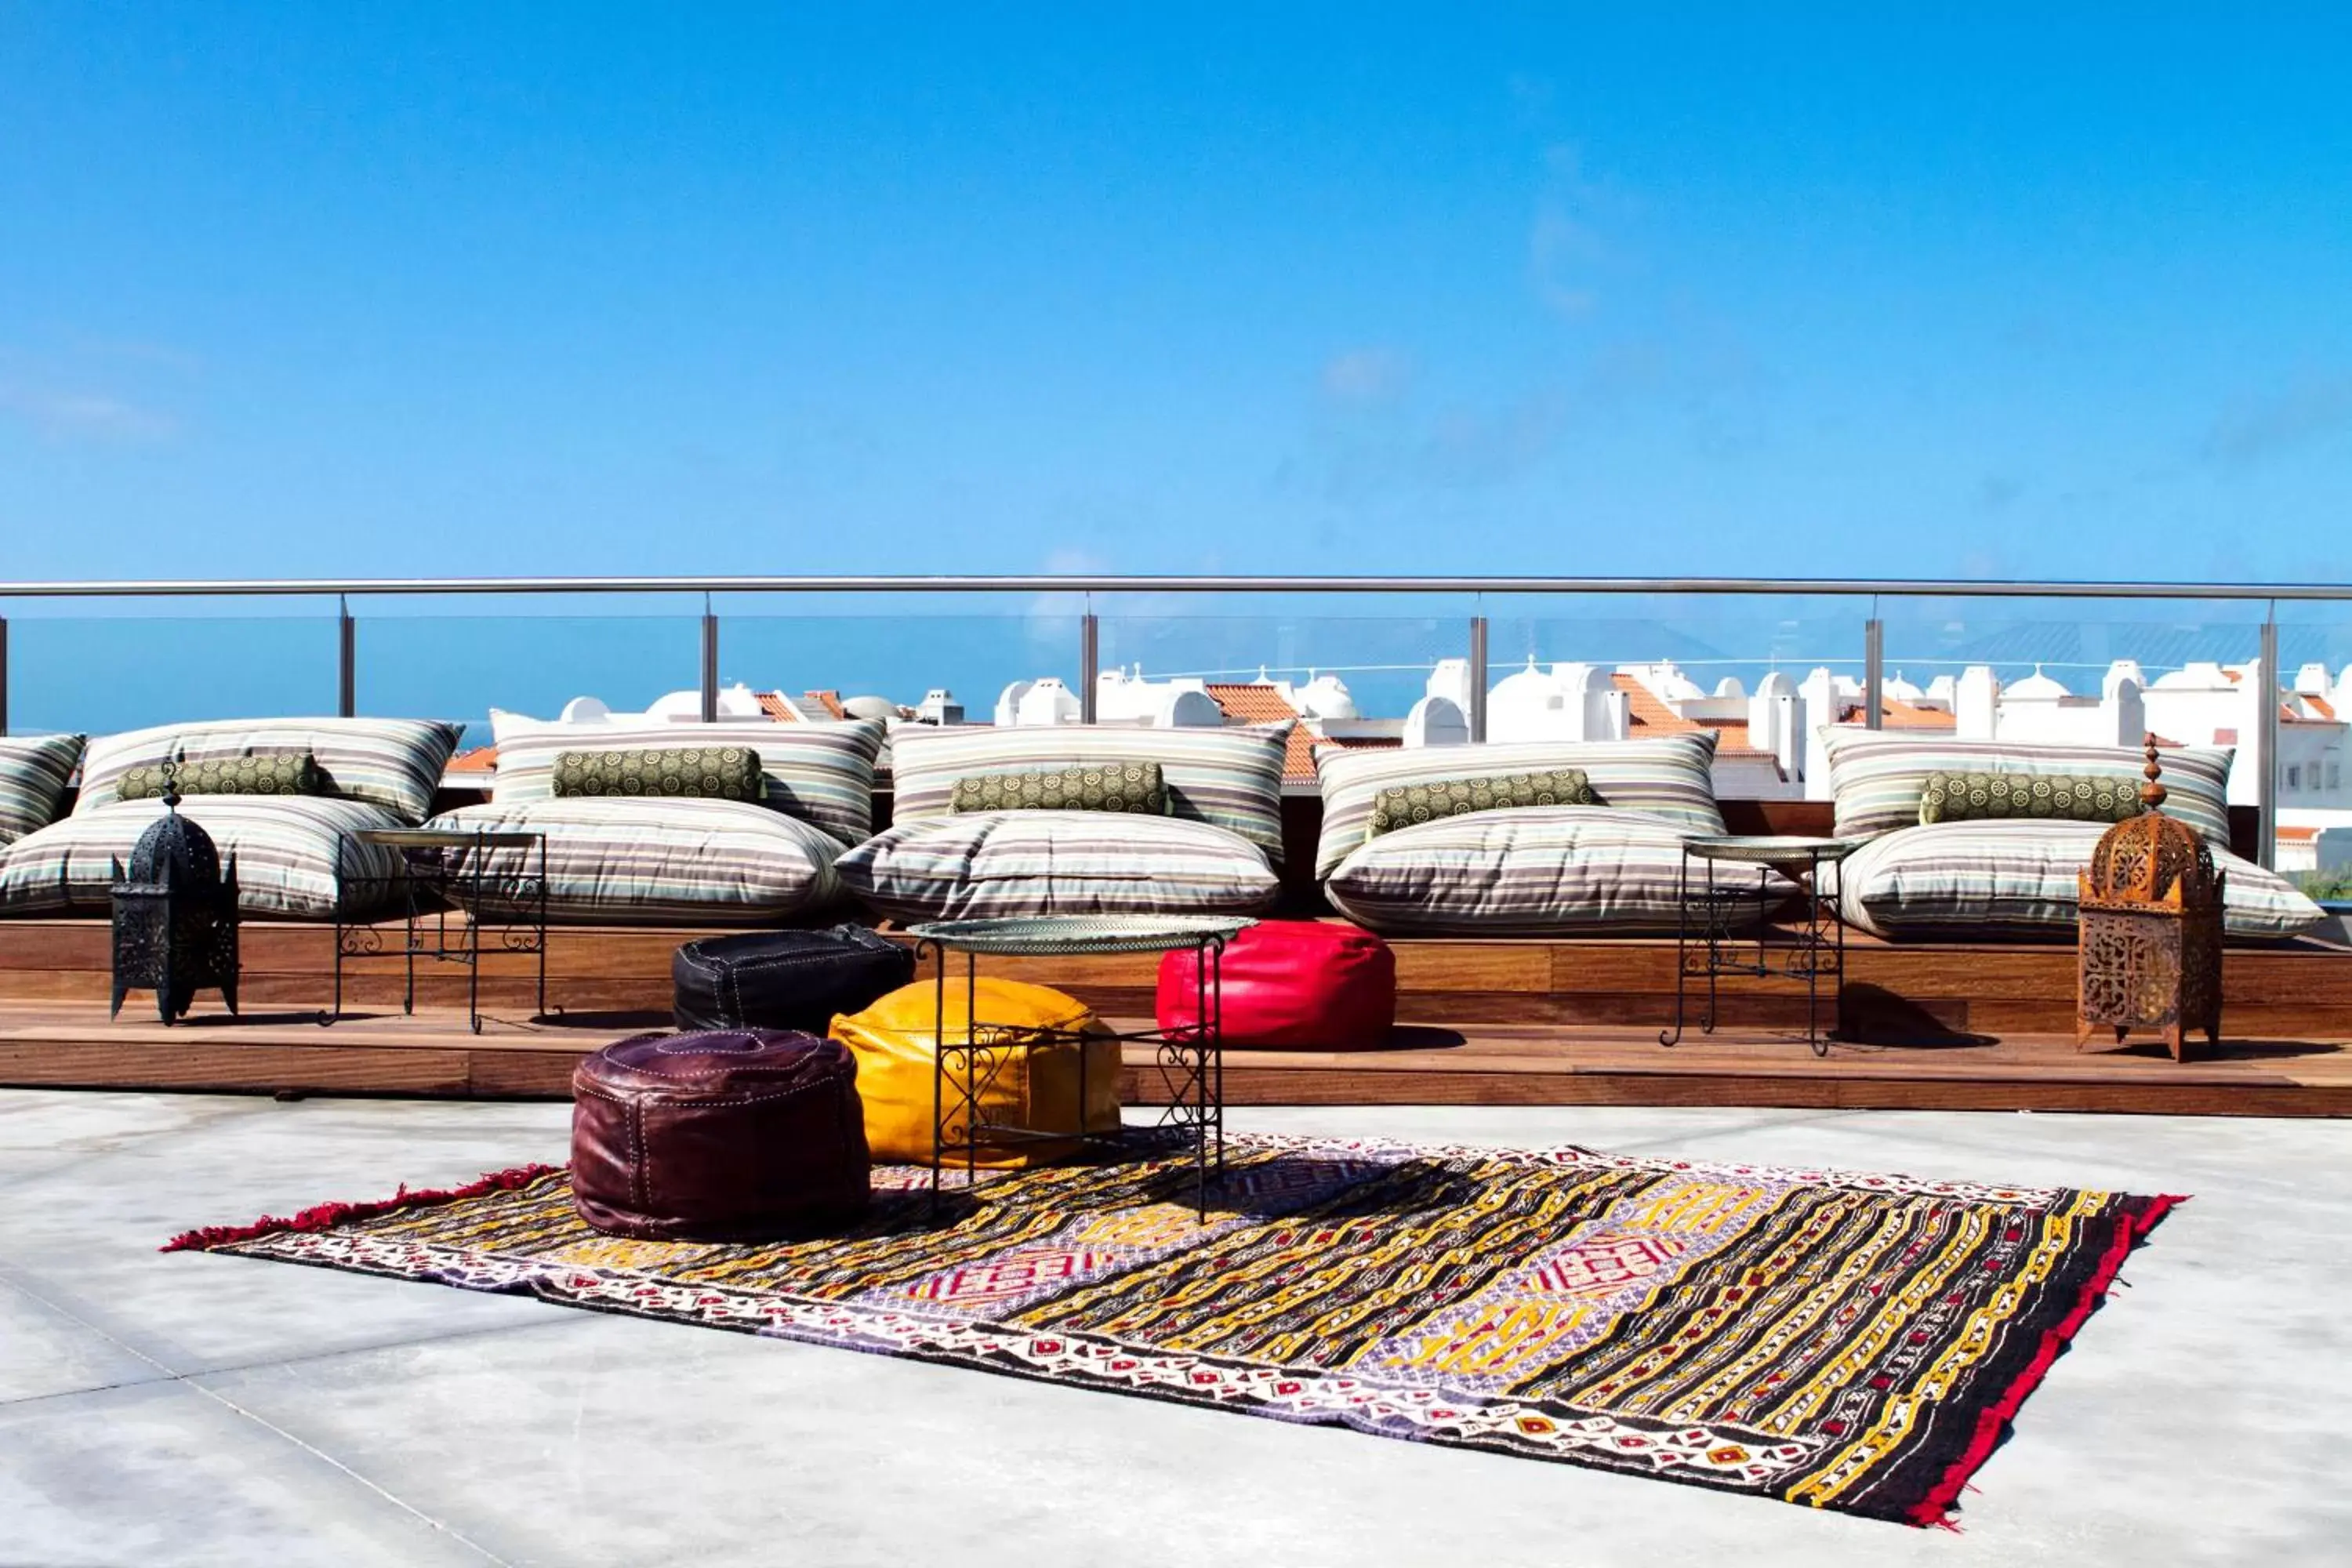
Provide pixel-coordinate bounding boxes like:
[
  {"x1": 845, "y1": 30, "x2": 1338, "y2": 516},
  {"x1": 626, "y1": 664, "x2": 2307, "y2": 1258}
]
[
  {"x1": 1468, "y1": 615, "x2": 1489, "y2": 742},
  {"x1": 700, "y1": 598, "x2": 720, "y2": 723},
  {"x1": 336, "y1": 596, "x2": 356, "y2": 717},
  {"x1": 1864, "y1": 616, "x2": 1885, "y2": 730},
  {"x1": 2259, "y1": 612, "x2": 2280, "y2": 870},
  {"x1": 1079, "y1": 611, "x2": 1099, "y2": 723}
]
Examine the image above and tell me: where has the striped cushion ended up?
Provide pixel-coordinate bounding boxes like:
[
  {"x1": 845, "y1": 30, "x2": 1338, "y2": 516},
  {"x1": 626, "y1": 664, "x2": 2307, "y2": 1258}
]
[
  {"x1": 837, "y1": 811, "x2": 1280, "y2": 923},
  {"x1": 1325, "y1": 805, "x2": 1778, "y2": 937},
  {"x1": 0, "y1": 735, "x2": 84, "y2": 846},
  {"x1": 1834, "y1": 820, "x2": 2324, "y2": 942},
  {"x1": 1822, "y1": 731, "x2": 2234, "y2": 847},
  {"x1": 1313, "y1": 735, "x2": 1726, "y2": 880},
  {"x1": 430, "y1": 799, "x2": 844, "y2": 925},
  {"x1": 0, "y1": 797, "x2": 409, "y2": 920},
  {"x1": 489, "y1": 721, "x2": 882, "y2": 848},
  {"x1": 78, "y1": 718, "x2": 461, "y2": 824},
  {"x1": 888, "y1": 724, "x2": 1289, "y2": 861}
]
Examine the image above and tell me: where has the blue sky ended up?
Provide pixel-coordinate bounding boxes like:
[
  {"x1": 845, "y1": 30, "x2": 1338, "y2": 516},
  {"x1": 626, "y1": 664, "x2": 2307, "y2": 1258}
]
[{"x1": 3, "y1": 5, "x2": 2349, "y2": 593}]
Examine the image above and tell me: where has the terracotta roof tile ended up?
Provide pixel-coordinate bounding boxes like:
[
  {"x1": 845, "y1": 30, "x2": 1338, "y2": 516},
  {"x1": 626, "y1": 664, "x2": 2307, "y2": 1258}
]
[
  {"x1": 2305, "y1": 693, "x2": 2336, "y2": 720},
  {"x1": 804, "y1": 690, "x2": 847, "y2": 720},
  {"x1": 1285, "y1": 728, "x2": 1317, "y2": 780},
  {"x1": 1610, "y1": 673, "x2": 1773, "y2": 755},
  {"x1": 1205, "y1": 683, "x2": 1301, "y2": 724},
  {"x1": 755, "y1": 691, "x2": 799, "y2": 721},
  {"x1": 2279, "y1": 824, "x2": 2323, "y2": 843},
  {"x1": 1610, "y1": 673, "x2": 1698, "y2": 733},
  {"x1": 447, "y1": 745, "x2": 498, "y2": 773}
]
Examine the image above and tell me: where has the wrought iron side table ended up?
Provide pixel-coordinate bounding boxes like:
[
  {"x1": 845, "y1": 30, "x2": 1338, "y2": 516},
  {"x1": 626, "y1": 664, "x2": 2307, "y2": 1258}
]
[
  {"x1": 331, "y1": 826, "x2": 550, "y2": 1034},
  {"x1": 1659, "y1": 835, "x2": 1867, "y2": 1058},
  {"x1": 904, "y1": 914, "x2": 1254, "y2": 1221}
]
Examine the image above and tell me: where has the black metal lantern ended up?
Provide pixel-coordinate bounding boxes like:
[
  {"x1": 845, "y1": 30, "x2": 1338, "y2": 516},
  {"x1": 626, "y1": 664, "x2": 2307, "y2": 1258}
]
[{"x1": 110, "y1": 769, "x2": 241, "y2": 1023}]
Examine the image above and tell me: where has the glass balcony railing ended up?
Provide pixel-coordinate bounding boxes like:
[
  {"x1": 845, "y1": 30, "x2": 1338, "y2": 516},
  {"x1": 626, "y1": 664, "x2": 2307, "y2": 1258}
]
[{"x1": 1, "y1": 576, "x2": 2345, "y2": 875}]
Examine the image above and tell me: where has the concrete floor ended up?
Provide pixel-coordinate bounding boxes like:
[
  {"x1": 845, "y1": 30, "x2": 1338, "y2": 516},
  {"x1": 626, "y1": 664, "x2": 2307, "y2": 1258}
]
[{"x1": 0, "y1": 1093, "x2": 2346, "y2": 1568}]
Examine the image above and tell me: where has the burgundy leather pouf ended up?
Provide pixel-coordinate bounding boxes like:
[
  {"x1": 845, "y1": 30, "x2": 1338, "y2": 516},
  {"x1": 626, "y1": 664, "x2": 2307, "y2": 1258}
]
[
  {"x1": 1155, "y1": 920, "x2": 1397, "y2": 1051},
  {"x1": 570, "y1": 1029, "x2": 869, "y2": 1241}
]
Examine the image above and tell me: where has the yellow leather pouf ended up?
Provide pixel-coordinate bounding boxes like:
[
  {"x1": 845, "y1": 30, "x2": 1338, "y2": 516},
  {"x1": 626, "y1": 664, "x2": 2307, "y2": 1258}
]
[{"x1": 829, "y1": 978, "x2": 1122, "y2": 1167}]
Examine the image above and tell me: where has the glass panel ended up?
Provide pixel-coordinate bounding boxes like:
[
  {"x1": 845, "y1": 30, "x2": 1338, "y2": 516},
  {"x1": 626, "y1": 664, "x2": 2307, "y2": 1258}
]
[
  {"x1": 355, "y1": 612, "x2": 701, "y2": 750},
  {"x1": 1875, "y1": 594, "x2": 2270, "y2": 862},
  {"x1": 2270, "y1": 599, "x2": 2352, "y2": 892},
  {"x1": 4, "y1": 610, "x2": 337, "y2": 736},
  {"x1": 1481, "y1": 592, "x2": 1866, "y2": 799},
  {"x1": 1875, "y1": 595, "x2": 2267, "y2": 779},
  {"x1": 1094, "y1": 608, "x2": 1466, "y2": 734},
  {"x1": 718, "y1": 608, "x2": 1080, "y2": 725}
]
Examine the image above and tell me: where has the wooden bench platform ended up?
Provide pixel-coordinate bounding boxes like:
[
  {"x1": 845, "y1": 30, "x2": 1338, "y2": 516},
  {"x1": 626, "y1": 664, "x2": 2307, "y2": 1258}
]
[{"x1": 3, "y1": 916, "x2": 2349, "y2": 1115}]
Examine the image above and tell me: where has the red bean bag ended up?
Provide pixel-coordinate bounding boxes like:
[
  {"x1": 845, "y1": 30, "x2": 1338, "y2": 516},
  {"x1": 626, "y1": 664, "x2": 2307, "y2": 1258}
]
[{"x1": 1156, "y1": 920, "x2": 1396, "y2": 1051}]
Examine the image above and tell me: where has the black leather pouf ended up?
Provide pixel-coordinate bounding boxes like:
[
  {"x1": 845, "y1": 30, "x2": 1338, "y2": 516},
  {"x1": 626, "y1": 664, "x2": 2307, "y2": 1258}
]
[{"x1": 672, "y1": 924, "x2": 916, "y2": 1034}]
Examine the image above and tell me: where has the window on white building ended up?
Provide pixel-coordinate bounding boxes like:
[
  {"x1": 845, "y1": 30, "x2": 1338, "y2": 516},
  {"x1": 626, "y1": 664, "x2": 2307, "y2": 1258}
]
[
  {"x1": 2333, "y1": 764, "x2": 2343, "y2": 792},
  {"x1": 2288, "y1": 765, "x2": 2303, "y2": 791}
]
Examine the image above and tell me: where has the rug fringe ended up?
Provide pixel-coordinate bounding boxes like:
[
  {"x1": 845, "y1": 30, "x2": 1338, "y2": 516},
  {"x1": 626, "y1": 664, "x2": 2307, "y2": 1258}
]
[
  {"x1": 160, "y1": 1163, "x2": 564, "y2": 1254},
  {"x1": 1901, "y1": 1192, "x2": 2187, "y2": 1528}
]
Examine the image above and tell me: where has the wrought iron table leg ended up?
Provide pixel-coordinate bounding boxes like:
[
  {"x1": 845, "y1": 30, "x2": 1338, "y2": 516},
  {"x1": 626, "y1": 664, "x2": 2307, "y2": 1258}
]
[
  {"x1": 1660, "y1": 848, "x2": 1690, "y2": 1046},
  {"x1": 927, "y1": 938, "x2": 946, "y2": 1210},
  {"x1": 535, "y1": 835, "x2": 549, "y2": 1019},
  {"x1": 465, "y1": 833, "x2": 483, "y2": 1035}
]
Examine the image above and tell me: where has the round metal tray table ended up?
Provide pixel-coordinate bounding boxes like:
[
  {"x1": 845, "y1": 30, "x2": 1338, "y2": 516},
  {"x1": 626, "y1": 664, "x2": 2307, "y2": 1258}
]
[{"x1": 904, "y1": 915, "x2": 1257, "y2": 1219}]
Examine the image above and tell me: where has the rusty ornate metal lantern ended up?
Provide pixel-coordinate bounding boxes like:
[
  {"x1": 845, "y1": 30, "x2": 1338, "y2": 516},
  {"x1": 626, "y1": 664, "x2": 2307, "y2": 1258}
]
[
  {"x1": 2076, "y1": 737, "x2": 2223, "y2": 1059},
  {"x1": 110, "y1": 770, "x2": 241, "y2": 1024}
]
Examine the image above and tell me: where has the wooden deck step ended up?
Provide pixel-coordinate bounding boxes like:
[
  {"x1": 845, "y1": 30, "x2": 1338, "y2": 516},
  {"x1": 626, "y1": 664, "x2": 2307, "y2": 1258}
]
[{"x1": 5, "y1": 1000, "x2": 2346, "y2": 1117}]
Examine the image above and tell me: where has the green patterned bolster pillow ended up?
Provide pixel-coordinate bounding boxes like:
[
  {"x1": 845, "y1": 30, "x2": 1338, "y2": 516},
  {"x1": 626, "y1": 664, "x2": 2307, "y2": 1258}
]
[
  {"x1": 550, "y1": 746, "x2": 765, "y2": 801},
  {"x1": 1367, "y1": 768, "x2": 1599, "y2": 839},
  {"x1": 1918, "y1": 771, "x2": 2145, "y2": 826},
  {"x1": 950, "y1": 762, "x2": 1167, "y2": 815},
  {"x1": 117, "y1": 753, "x2": 324, "y2": 800}
]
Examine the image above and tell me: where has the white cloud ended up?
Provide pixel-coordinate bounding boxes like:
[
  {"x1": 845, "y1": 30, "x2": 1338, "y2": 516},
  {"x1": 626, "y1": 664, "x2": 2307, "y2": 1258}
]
[
  {"x1": 1529, "y1": 143, "x2": 1623, "y2": 319},
  {"x1": 0, "y1": 383, "x2": 177, "y2": 442},
  {"x1": 2204, "y1": 373, "x2": 2352, "y2": 470},
  {"x1": 1320, "y1": 347, "x2": 1413, "y2": 404}
]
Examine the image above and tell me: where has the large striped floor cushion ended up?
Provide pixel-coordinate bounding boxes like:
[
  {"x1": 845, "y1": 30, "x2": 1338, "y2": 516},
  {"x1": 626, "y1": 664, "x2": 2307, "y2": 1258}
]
[
  {"x1": 1820, "y1": 730, "x2": 2235, "y2": 848},
  {"x1": 0, "y1": 735, "x2": 83, "y2": 846},
  {"x1": 488, "y1": 720, "x2": 884, "y2": 848},
  {"x1": 1312, "y1": 735, "x2": 1727, "y2": 880},
  {"x1": 76, "y1": 717, "x2": 461, "y2": 824},
  {"x1": 886, "y1": 723, "x2": 1289, "y2": 864},
  {"x1": 1834, "y1": 820, "x2": 2325, "y2": 943},
  {"x1": 1324, "y1": 805, "x2": 1781, "y2": 937},
  {"x1": 0, "y1": 797, "x2": 408, "y2": 920},
  {"x1": 430, "y1": 799, "x2": 847, "y2": 925},
  {"x1": 837, "y1": 811, "x2": 1279, "y2": 923}
]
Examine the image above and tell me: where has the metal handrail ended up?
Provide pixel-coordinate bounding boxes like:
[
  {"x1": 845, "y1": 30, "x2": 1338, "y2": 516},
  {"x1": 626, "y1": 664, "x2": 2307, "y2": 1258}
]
[{"x1": 0, "y1": 573, "x2": 2342, "y2": 600}]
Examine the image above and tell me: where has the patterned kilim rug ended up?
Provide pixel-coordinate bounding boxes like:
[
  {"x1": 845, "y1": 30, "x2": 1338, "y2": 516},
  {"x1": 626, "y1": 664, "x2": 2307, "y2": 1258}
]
[{"x1": 163, "y1": 1131, "x2": 2176, "y2": 1527}]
